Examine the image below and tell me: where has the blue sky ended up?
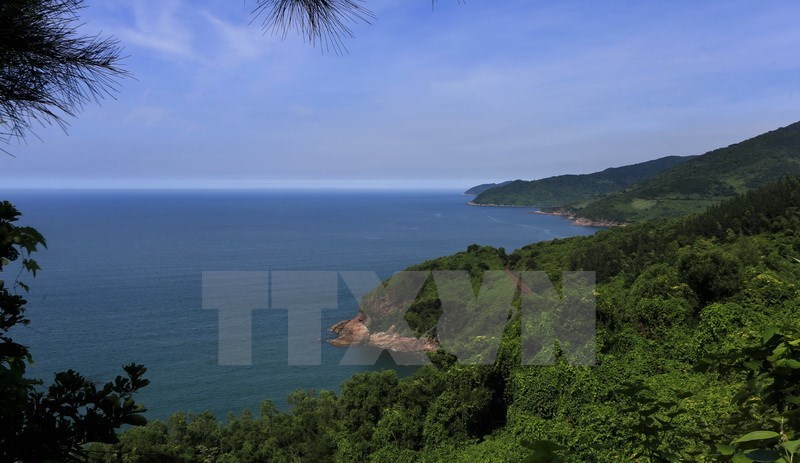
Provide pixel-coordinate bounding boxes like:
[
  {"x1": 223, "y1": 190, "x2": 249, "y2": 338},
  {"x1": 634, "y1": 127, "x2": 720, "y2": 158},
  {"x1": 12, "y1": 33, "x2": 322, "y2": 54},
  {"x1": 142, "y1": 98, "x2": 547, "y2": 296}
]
[{"x1": 3, "y1": 0, "x2": 800, "y2": 189}]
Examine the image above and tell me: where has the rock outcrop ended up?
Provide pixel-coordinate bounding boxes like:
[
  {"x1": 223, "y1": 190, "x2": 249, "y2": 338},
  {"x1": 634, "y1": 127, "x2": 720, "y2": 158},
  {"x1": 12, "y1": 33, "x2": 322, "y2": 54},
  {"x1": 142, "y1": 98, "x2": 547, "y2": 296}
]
[{"x1": 329, "y1": 313, "x2": 437, "y2": 353}]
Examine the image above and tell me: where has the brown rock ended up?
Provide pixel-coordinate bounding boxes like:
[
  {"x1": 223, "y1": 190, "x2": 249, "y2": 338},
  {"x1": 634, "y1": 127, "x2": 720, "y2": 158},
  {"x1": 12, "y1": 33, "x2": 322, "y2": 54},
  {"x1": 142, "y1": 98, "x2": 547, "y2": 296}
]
[
  {"x1": 329, "y1": 313, "x2": 370, "y2": 346},
  {"x1": 328, "y1": 312, "x2": 438, "y2": 353}
]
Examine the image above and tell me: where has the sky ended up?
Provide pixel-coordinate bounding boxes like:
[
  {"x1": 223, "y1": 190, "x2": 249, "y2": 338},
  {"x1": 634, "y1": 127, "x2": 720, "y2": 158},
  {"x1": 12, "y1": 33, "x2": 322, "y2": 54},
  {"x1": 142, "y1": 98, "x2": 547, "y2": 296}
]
[{"x1": 2, "y1": 0, "x2": 800, "y2": 190}]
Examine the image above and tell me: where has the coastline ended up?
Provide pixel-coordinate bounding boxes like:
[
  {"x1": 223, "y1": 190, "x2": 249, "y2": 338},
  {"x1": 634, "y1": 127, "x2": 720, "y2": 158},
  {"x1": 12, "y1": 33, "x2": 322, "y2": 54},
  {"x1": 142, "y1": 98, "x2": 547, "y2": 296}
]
[
  {"x1": 467, "y1": 200, "x2": 538, "y2": 208},
  {"x1": 328, "y1": 197, "x2": 617, "y2": 353},
  {"x1": 468, "y1": 200, "x2": 621, "y2": 227},
  {"x1": 530, "y1": 209, "x2": 623, "y2": 228}
]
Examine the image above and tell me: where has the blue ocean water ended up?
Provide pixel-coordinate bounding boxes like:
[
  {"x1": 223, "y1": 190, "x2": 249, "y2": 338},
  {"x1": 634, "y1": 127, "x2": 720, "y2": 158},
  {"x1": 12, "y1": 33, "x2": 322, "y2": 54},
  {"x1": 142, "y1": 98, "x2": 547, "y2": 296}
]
[{"x1": 3, "y1": 189, "x2": 599, "y2": 419}]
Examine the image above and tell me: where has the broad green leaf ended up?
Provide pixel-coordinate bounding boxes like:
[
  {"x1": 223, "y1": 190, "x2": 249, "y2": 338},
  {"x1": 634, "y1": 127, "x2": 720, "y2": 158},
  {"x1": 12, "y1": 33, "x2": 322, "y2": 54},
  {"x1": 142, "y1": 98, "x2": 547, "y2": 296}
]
[
  {"x1": 733, "y1": 431, "x2": 780, "y2": 443},
  {"x1": 777, "y1": 359, "x2": 800, "y2": 369},
  {"x1": 771, "y1": 346, "x2": 788, "y2": 358},
  {"x1": 783, "y1": 439, "x2": 800, "y2": 454},
  {"x1": 763, "y1": 327, "x2": 781, "y2": 344}
]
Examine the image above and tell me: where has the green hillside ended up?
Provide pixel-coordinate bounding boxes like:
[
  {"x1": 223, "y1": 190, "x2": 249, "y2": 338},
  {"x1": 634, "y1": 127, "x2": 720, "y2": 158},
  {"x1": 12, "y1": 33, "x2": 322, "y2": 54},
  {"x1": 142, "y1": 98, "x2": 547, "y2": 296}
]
[
  {"x1": 573, "y1": 121, "x2": 800, "y2": 223},
  {"x1": 96, "y1": 177, "x2": 800, "y2": 462},
  {"x1": 471, "y1": 156, "x2": 692, "y2": 207},
  {"x1": 464, "y1": 181, "x2": 512, "y2": 195}
]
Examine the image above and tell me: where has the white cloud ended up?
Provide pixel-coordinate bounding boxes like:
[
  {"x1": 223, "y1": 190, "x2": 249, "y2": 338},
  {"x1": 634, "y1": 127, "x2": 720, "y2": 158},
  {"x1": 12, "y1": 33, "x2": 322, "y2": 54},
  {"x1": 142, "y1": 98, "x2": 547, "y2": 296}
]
[
  {"x1": 202, "y1": 11, "x2": 269, "y2": 66},
  {"x1": 116, "y1": 0, "x2": 198, "y2": 60},
  {"x1": 112, "y1": 0, "x2": 273, "y2": 68}
]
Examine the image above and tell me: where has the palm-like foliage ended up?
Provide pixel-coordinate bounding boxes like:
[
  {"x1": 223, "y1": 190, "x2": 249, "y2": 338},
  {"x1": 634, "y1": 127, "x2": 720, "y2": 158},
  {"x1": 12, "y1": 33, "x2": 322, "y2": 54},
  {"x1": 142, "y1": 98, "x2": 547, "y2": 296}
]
[
  {"x1": 0, "y1": 0, "x2": 126, "y2": 153},
  {"x1": 252, "y1": 0, "x2": 375, "y2": 54}
]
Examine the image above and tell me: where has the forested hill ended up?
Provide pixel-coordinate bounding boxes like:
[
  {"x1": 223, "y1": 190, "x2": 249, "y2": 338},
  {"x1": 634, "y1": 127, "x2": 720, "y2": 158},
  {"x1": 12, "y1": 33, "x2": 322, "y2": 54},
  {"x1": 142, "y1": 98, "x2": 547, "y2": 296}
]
[
  {"x1": 464, "y1": 181, "x2": 512, "y2": 195},
  {"x1": 572, "y1": 120, "x2": 800, "y2": 223},
  {"x1": 470, "y1": 155, "x2": 692, "y2": 207},
  {"x1": 98, "y1": 178, "x2": 800, "y2": 462}
]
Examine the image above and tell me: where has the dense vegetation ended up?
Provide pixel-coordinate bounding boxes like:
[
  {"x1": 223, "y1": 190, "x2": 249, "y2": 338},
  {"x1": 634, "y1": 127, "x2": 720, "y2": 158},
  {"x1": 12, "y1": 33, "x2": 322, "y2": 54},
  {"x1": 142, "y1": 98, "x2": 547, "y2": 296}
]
[
  {"x1": 470, "y1": 156, "x2": 691, "y2": 207},
  {"x1": 571, "y1": 121, "x2": 800, "y2": 223},
  {"x1": 88, "y1": 177, "x2": 800, "y2": 462},
  {"x1": 13, "y1": 2, "x2": 798, "y2": 461}
]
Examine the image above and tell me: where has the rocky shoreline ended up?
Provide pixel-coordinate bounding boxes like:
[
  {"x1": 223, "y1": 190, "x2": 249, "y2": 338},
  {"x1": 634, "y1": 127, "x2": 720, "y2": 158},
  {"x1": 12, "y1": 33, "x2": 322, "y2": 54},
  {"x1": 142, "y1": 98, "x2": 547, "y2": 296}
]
[
  {"x1": 531, "y1": 210, "x2": 623, "y2": 227},
  {"x1": 468, "y1": 200, "x2": 621, "y2": 227},
  {"x1": 328, "y1": 313, "x2": 437, "y2": 353}
]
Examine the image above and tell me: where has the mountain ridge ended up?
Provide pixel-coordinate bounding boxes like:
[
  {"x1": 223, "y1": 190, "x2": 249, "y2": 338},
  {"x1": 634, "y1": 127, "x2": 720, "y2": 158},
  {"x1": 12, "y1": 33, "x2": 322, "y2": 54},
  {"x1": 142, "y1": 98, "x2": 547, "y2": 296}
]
[
  {"x1": 470, "y1": 155, "x2": 693, "y2": 207},
  {"x1": 571, "y1": 120, "x2": 800, "y2": 223},
  {"x1": 463, "y1": 181, "x2": 512, "y2": 195}
]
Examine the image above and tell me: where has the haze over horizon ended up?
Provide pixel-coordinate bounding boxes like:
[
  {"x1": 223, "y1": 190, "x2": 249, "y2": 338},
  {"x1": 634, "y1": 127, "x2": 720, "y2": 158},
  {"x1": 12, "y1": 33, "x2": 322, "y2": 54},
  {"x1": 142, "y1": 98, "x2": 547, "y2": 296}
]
[{"x1": 2, "y1": 0, "x2": 800, "y2": 190}]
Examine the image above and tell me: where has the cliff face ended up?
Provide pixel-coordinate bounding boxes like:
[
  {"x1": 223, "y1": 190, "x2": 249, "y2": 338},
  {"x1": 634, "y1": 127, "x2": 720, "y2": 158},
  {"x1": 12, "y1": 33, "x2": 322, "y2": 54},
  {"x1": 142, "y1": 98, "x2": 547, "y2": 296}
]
[{"x1": 329, "y1": 313, "x2": 437, "y2": 352}]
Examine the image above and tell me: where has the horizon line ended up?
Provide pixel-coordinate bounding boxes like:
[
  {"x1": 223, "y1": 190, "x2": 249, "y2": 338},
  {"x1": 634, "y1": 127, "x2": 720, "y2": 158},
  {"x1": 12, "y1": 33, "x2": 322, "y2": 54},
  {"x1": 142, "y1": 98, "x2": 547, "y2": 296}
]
[{"x1": 0, "y1": 180, "x2": 487, "y2": 192}]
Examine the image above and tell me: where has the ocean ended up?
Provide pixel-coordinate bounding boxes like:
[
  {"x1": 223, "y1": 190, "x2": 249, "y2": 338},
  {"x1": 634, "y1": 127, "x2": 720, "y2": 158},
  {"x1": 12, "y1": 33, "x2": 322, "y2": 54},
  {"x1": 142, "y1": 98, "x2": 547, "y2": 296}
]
[{"x1": 2, "y1": 189, "x2": 599, "y2": 419}]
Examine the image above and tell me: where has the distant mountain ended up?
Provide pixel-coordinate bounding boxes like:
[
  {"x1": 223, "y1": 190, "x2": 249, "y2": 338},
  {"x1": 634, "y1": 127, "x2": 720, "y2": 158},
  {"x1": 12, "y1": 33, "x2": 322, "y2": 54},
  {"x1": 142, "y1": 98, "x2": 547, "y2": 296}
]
[
  {"x1": 572, "y1": 121, "x2": 800, "y2": 223},
  {"x1": 464, "y1": 181, "x2": 512, "y2": 195},
  {"x1": 471, "y1": 156, "x2": 692, "y2": 207}
]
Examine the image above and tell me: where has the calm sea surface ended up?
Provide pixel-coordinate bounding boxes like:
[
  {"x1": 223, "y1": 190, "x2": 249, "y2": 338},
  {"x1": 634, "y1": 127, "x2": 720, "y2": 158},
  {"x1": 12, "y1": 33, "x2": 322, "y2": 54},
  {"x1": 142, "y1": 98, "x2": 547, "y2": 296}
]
[{"x1": 3, "y1": 189, "x2": 599, "y2": 419}]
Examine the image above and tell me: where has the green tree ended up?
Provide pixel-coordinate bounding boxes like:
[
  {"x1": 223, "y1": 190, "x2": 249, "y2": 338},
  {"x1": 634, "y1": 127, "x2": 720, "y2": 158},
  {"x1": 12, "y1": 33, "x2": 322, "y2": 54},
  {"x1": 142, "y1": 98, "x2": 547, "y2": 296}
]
[
  {"x1": 336, "y1": 371, "x2": 399, "y2": 461},
  {"x1": 713, "y1": 328, "x2": 800, "y2": 462},
  {"x1": 678, "y1": 242, "x2": 743, "y2": 306}
]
